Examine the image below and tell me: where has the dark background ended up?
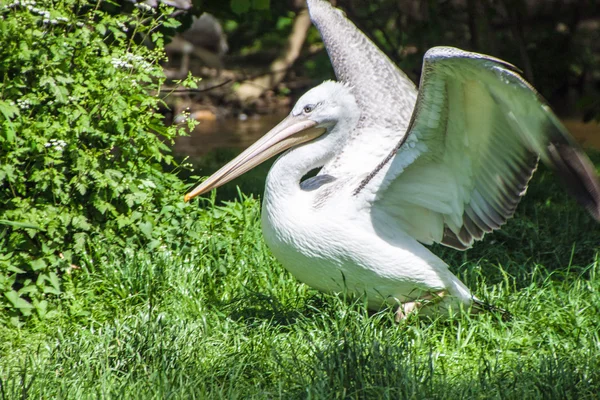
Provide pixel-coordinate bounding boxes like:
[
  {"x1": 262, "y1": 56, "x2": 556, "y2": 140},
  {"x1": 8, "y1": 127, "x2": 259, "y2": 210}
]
[{"x1": 190, "y1": 0, "x2": 600, "y2": 120}]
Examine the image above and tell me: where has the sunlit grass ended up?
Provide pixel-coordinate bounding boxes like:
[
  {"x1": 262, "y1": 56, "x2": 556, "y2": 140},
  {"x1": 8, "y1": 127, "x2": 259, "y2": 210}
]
[{"x1": 1, "y1": 166, "x2": 599, "y2": 399}]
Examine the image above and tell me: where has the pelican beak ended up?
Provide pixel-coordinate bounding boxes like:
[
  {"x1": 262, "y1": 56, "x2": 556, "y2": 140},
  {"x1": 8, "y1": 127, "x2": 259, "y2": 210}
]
[{"x1": 184, "y1": 115, "x2": 326, "y2": 201}]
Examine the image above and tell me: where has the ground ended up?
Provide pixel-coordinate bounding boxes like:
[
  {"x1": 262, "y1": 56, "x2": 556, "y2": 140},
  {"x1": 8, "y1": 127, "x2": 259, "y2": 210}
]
[{"x1": 0, "y1": 166, "x2": 598, "y2": 399}]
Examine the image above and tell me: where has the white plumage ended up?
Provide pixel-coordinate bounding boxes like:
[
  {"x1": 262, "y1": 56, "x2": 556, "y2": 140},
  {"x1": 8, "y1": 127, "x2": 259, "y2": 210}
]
[{"x1": 185, "y1": 1, "x2": 600, "y2": 319}]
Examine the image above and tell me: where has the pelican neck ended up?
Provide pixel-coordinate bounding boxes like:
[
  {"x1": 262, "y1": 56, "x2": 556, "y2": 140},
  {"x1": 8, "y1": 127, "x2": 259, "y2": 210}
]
[
  {"x1": 264, "y1": 138, "x2": 333, "y2": 201},
  {"x1": 263, "y1": 107, "x2": 359, "y2": 203}
]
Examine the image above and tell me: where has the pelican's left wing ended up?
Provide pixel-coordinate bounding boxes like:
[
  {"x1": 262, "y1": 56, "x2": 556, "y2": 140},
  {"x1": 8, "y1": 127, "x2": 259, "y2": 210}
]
[{"x1": 366, "y1": 47, "x2": 600, "y2": 250}]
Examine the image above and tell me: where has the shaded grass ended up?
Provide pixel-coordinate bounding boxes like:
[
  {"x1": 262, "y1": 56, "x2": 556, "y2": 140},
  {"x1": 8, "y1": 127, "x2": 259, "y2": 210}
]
[{"x1": 0, "y1": 166, "x2": 599, "y2": 399}]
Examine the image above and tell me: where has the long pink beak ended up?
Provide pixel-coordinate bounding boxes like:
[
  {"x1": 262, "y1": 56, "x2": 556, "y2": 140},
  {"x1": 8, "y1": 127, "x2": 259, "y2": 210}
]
[{"x1": 185, "y1": 114, "x2": 326, "y2": 201}]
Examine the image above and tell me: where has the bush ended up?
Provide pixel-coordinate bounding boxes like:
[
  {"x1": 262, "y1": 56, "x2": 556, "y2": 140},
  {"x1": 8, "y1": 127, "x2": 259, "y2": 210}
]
[{"x1": 0, "y1": 0, "x2": 203, "y2": 323}]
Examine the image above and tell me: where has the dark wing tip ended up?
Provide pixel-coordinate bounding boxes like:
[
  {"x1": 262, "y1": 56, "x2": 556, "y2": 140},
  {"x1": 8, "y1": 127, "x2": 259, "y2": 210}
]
[
  {"x1": 546, "y1": 136, "x2": 600, "y2": 221},
  {"x1": 441, "y1": 153, "x2": 539, "y2": 250},
  {"x1": 472, "y1": 299, "x2": 512, "y2": 322},
  {"x1": 441, "y1": 227, "x2": 471, "y2": 250}
]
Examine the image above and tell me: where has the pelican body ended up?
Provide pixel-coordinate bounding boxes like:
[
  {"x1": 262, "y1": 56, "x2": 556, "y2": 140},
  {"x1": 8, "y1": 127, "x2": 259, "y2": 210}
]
[{"x1": 185, "y1": 0, "x2": 600, "y2": 318}]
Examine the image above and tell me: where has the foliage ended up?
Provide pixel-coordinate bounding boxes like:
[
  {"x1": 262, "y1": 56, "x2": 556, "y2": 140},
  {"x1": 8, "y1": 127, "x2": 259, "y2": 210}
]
[
  {"x1": 326, "y1": 1, "x2": 598, "y2": 113},
  {"x1": 196, "y1": 0, "x2": 599, "y2": 118},
  {"x1": 0, "y1": 0, "x2": 204, "y2": 323},
  {"x1": 0, "y1": 173, "x2": 598, "y2": 398}
]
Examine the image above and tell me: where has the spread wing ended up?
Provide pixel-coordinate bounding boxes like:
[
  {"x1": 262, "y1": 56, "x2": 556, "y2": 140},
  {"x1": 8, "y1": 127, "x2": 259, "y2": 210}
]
[
  {"x1": 366, "y1": 47, "x2": 600, "y2": 250},
  {"x1": 307, "y1": 0, "x2": 418, "y2": 176}
]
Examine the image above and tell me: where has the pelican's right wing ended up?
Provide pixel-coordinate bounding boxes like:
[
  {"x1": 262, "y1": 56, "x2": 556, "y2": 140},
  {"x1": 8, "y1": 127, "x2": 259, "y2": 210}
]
[
  {"x1": 307, "y1": 0, "x2": 418, "y2": 176},
  {"x1": 307, "y1": 0, "x2": 417, "y2": 131},
  {"x1": 366, "y1": 47, "x2": 600, "y2": 250}
]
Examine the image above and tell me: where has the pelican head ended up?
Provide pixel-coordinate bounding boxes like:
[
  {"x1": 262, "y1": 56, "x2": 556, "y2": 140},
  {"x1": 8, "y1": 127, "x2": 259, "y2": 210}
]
[
  {"x1": 289, "y1": 80, "x2": 358, "y2": 129},
  {"x1": 185, "y1": 81, "x2": 358, "y2": 201}
]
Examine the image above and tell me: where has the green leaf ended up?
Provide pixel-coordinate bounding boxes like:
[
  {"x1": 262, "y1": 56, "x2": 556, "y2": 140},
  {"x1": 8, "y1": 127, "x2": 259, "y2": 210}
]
[
  {"x1": 74, "y1": 232, "x2": 87, "y2": 251},
  {"x1": 139, "y1": 221, "x2": 153, "y2": 239},
  {"x1": 10, "y1": 316, "x2": 23, "y2": 328},
  {"x1": 162, "y1": 18, "x2": 181, "y2": 29},
  {"x1": 48, "y1": 272, "x2": 60, "y2": 292},
  {"x1": 0, "y1": 101, "x2": 18, "y2": 142},
  {"x1": 4, "y1": 290, "x2": 34, "y2": 311},
  {"x1": 141, "y1": 179, "x2": 156, "y2": 189},
  {"x1": 115, "y1": 119, "x2": 124, "y2": 134},
  {"x1": 30, "y1": 259, "x2": 47, "y2": 271},
  {"x1": 35, "y1": 300, "x2": 48, "y2": 318},
  {"x1": 147, "y1": 239, "x2": 161, "y2": 250},
  {"x1": 72, "y1": 216, "x2": 91, "y2": 231},
  {"x1": 0, "y1": 220, "x2": 42, "y2": 230},
  {"x1": 0, "y1": 100, "x2": 19, "y2": 121},
  {"x1": 7, "y1": 265, "x2": 26, "y2": 274},
  {"x1": 19, "y1": 284, "x2": 38, "y2": 295},
  {"x1": 52, "y1": 85, "x2": 69, "y2": 103}
]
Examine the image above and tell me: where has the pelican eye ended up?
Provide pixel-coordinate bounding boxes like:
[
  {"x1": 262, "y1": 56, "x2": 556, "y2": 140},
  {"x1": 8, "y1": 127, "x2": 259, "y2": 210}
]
[{"x1": 303, "y1": 104, "x2": 316, "y2": 114}]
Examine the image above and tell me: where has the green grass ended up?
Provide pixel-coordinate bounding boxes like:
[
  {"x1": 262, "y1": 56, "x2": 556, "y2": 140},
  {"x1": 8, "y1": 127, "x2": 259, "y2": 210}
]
[{"x1": 1, "y1": 166, "x2": 599, "y2": 399}]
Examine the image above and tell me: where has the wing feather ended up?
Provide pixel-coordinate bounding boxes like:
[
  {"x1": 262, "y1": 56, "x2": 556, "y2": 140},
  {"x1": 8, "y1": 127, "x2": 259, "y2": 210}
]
[
  {"x1": 368, "y1": 47, "x2": 600, "y2": 250},
  {"x1": 307, "y1": 0, "x2": 418, "y2": 178}
]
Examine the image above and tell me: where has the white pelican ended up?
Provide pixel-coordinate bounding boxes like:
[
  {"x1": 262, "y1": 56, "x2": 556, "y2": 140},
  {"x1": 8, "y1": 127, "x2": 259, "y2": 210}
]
[{"x1": 185, "y1": 0, "x2": 600, "y2": 319}]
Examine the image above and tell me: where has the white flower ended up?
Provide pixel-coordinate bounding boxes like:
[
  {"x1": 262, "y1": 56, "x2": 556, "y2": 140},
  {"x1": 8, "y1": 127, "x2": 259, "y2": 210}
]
[
  {"x1": 111, "y1": 57, "x2": 133, "y2": 69},
  {"x1": 16, "y1": 99, "x2": 32, "y2": 110},
  {"x1": 111, "y1": 53, "x2": 151, "y2": 70},
  {"x1": 135, "y1": 3, "x2": 154, "y2": 12},
  {"x1": 45, "y1": 139, "x2": 67, "y2": 150},
  {"x1": 117, "y1": 21, "x2": 128, "y2": 32}
]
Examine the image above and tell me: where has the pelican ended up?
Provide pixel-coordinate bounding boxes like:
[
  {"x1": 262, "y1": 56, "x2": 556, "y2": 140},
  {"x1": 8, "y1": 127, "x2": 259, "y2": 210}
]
[{"x1": 185, "y1": 0, "x2": 600, "y2": 319}]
